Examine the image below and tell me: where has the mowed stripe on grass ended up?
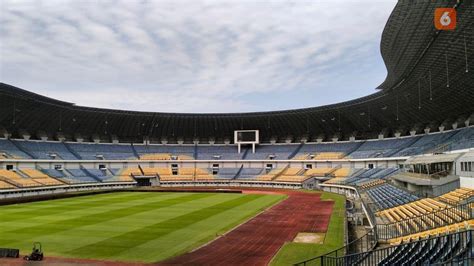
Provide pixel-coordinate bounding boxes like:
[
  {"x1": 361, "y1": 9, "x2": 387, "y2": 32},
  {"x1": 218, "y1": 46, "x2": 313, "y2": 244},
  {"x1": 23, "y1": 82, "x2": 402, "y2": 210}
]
[{"x1": 0, "y1": 192, "x2": 284, "y2": 263}]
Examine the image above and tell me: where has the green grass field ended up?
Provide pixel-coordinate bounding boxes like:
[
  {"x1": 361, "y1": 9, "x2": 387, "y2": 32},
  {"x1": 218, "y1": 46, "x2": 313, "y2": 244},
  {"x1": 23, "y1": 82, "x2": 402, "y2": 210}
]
[
  {"x1": 0, "y1": 191, "x2": 284, "y2": 263},
  {"x1": 270, "y1": 191, "x2": 346, "y2": 266}
]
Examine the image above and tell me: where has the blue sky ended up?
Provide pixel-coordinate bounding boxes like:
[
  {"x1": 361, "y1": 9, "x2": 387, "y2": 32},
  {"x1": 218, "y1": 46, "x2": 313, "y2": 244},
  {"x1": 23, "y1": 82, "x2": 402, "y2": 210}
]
[{"x1": 0, "y1": 0, "x2": 397, "y2": 113}]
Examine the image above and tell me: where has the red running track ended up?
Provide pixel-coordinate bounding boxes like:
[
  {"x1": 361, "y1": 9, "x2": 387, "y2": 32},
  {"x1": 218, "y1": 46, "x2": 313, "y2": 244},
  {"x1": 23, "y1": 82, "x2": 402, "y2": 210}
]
[{"x1": 160, "y1": 191, "x2": 334, "y2": 266}]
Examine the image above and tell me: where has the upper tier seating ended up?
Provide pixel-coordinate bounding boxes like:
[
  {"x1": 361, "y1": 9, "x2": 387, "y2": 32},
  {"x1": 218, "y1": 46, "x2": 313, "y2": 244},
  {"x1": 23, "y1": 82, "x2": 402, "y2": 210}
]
[
  {"x1": 0, "y1": 139, "x2": 32, "y2": 158},
  {"x1": 134, "y1": 145, "x2": 195, "y2": 159},
  {"x1": 245, "y1": 145, "x2": 298, "y2": 160},
  {"x1": 13, "y1": 140, "x2": 77, "y2": 160},
  {"x1": 196, "y1": 146, "x2": 244, "y2": 160},
  {"x1": 1, "y1": 127, "x2": 473, "y2": 162},
  {"x1": 446, "y1": 127, "x2": 474, "y2": 151},
  {"x1": 348, "y1": 137, "x2": 418, "y2": 158},
  {"x1": 294, "y1": 142, "x2": 361, "y2": 159},
  {"x1": 67, "y1": 143, "x2": 136, "y2": 160},
  {"x1": 391, "y1": 131, "x2": 457, "y2": 156}
]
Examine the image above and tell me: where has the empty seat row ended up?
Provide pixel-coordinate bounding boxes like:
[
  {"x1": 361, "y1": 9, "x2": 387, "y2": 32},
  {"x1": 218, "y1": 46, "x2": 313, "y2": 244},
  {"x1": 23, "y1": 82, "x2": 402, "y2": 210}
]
[
  {"x1": 379, "y1": 228, "x2": 472, "y2": 265},
  {"x1": 367, "y1": 184, "x2": 419, "y2": 210}
]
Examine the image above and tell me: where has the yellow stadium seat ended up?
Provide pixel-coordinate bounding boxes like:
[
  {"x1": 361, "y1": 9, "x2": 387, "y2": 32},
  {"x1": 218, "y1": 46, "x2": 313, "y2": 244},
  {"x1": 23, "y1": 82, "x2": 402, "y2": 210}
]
[
  {"x1": 0, "y1": 169, "x2": 41, "y2": 187},
  {"x1": 21, "y1": 169, "x2": 64, "y2": 186}
]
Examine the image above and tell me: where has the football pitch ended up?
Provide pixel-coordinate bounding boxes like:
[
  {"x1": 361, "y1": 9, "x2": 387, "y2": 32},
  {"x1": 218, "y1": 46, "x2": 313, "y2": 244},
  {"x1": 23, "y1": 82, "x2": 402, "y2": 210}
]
[{"x1": 0, "y1": 191, "x2": 285, "y2": 263}]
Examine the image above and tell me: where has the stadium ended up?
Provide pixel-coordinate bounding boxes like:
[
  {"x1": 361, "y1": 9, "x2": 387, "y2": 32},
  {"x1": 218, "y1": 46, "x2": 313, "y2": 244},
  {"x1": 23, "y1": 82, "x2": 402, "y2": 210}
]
[{"x1": 0, "y1": 1, "x2": 474, "y2": 265}]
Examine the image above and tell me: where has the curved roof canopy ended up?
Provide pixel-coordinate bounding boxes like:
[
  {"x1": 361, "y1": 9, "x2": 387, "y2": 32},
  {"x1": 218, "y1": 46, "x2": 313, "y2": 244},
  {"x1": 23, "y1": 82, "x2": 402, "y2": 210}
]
[{"x1": 1, "y1": 0, "x2": 473, "y2": 143}]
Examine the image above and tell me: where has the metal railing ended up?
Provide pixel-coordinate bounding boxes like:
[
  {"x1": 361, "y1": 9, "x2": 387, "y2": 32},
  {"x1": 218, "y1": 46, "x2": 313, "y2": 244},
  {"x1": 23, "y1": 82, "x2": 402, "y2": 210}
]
[
  {"x1": 295, "y1": 228, "x2": 378, "y2": 265},
  {"x1": 376, "y1": 202, "x2": 474, "y2": 240},
  {"x1": 297, "y1": 230, "x2": 473, "y2": 266}
]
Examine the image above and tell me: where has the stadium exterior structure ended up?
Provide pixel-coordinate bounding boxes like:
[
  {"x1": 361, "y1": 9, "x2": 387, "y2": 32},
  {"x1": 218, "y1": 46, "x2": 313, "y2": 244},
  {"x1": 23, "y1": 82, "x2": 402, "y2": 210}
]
[{"x1": 0, "y1": 1, "x2": 473, "y2": 144}]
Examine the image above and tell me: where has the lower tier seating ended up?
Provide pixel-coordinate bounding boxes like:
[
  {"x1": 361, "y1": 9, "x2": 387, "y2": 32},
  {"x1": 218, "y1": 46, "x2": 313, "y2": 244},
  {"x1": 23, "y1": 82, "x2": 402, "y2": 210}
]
[
  {"x1": 0, "y1": 180, "x2": 16, "y2": 189},
  {"x1": 256, "y1": 168, "x2": 284, "y2": 181},
  {"x1": 275, "y1": 168, "x2": 307, "y2": 182},
  {"x1": 21, "y1": 169, "x2": 64, "y2": 186},
  {"x1": 0, "y1": 169, "x2": 42, "y2": 187},
  {"x1": 380, "y1": 227, "x2": 472, "y2": 265}
]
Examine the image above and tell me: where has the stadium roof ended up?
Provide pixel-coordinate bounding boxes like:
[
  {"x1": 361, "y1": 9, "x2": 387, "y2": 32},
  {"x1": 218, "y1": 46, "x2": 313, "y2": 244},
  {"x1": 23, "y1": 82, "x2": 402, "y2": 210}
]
[{"x1": 1, "y1": 0, "x2": 473, "y2": 143}]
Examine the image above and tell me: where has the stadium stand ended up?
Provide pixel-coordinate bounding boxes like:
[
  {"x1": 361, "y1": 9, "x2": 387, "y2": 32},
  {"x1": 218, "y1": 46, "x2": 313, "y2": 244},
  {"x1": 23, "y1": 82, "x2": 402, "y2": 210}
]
[
  {"x1": 0, "y1": 180, "x2": 16, "y2": 189},
  {"x1": 0, "y1": 169, "x2": 41, "y2": 187},
  {"x1": 347, "y1": 137, "x2": 420, "y2": 158},
  {"x1": 367, "y1": 184, "x2": 419, "y2": 210},
  {"x1": 245, "y1": 145, "x2": 298, "y2": 160},
  {"x1": 13, "y1": 140, "x2": 77, "y2": 160},
  {"x1": 139, "y1": 153, "x2": 172, "y2": 160},
  {"x1": 214, "y1": 168, "x2": 240, "y2": 179},
  {"x1": 304, "y1": 167, "x2": 334, "y2": 177},
  {"x1": 134, "y1": 145, "x2": 195, "y2": 159},
  {"x1": 356, "y1": 228, "x2": 473, "y2": 265},
  {"x1": 194, "y1": 168, "x2": 215, "y2": 180},
  {"x1": 140, "y1": 167, "x2": 170, "y2": 176},
  {"x1": 390, "y1": 131, "x2": 458, "y2": 157},
  {"x1": 0, "y1": 139, "x2": 32, "y2": 159},
  {"x1": 0, "y1": 127, "x2": 474, "y2": 163},
  {"x1": 109, "y1": 168, "x2": 140, "y2": 181},
  {"x1": 256, "y1": 168, "x2": 284, "y2": 181},
  {"x1": 446, "y1": 127, "x2": 474, "y2": 151},
  {"x1": 237, "y1": 168, "x2": 264, "y2": 179},
  {"x1": 436, "y1": 188, "x2": 474, "y2": 205},
  {"x1": 66, "y1": 143, "x2": 137, "y2": 160},
  {"x1": 20, "y1": 169, "x2": 64, "y2": 185},
  {"x1": 65, "y1": 169, "x2": 101, "y2": 183},
  {"x1": 274, "y1": 168, "x2": 308, "y2": 182},
  {"x1": 294, "y1": 142, "x2": 362, "y2": 159},
  {"x1": 358, "y1": 179, "x2": 386, "y2": 190},
  {"x1": 196, "y1": 145, "x2": 244, "y2": 160}
]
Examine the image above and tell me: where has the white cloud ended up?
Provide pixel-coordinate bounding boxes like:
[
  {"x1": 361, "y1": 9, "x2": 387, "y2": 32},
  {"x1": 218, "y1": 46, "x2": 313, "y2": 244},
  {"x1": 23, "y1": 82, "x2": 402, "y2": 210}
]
[{"x1": 0, "y1": 0, "x2": 397, "y2": 113}]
